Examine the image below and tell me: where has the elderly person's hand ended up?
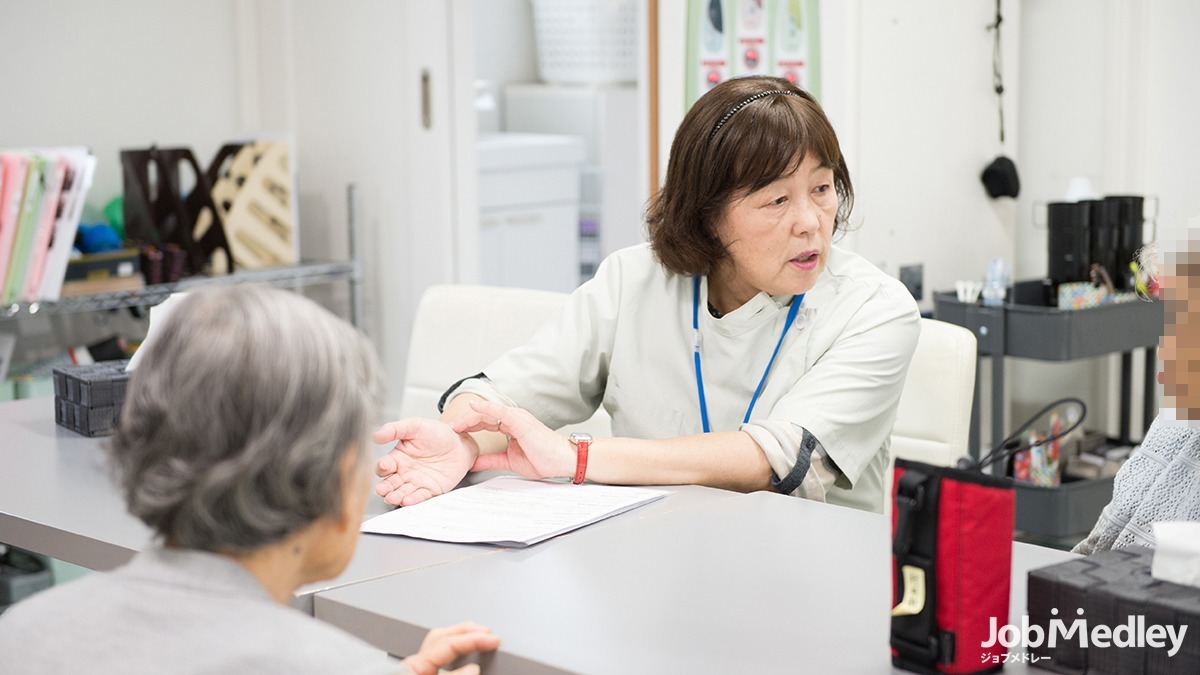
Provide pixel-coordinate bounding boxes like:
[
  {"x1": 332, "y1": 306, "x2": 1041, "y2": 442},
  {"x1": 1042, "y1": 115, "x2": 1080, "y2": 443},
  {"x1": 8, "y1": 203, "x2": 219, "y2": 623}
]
[
  {"x1": 452, "y1": 399, "x2": 575, "y2": 479},
  {"x1": 373, "y1": 418, "x2": 477, "y2": 506},
  {"x1": 402, "y1": 621, "x2": 501, "y2": 675}
]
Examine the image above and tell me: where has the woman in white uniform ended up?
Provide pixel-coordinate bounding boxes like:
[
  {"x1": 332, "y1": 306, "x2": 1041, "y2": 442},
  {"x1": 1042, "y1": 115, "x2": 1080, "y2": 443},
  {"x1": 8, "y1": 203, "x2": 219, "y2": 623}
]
[{"x1": 374, "y1": 76, "x2": 921, "y2": 513}]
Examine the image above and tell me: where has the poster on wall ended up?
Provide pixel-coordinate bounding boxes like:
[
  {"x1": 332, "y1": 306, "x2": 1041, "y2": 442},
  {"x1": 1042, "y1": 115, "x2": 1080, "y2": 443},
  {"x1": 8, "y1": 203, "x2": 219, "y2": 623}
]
[
  {"x1": 685, "y1": 0, "x2": 821, "y2": 109},
  {"x1": 731, "y1": 0, "x2": 770, "y2": 78}
]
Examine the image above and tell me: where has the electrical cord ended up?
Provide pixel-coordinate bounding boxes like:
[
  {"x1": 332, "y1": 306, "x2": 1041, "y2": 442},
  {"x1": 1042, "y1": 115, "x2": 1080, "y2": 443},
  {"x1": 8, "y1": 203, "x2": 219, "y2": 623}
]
[
  {"x1": 958, "y1": 396, "x2": 1088, "y2": 473},
  {"x1": 988, "y1": 0, "x2": 1006, "y2": 144}
]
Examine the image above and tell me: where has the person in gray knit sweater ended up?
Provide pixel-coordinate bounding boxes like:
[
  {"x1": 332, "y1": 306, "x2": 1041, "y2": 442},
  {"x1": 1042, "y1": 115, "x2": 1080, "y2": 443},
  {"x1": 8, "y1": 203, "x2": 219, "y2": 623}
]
[
  {"x1": 1073, "y1": 237, "x2": 1200, "y2": 555},
  {"x1": 0, "y1": 285, "x2": 498, "y2": 674}
]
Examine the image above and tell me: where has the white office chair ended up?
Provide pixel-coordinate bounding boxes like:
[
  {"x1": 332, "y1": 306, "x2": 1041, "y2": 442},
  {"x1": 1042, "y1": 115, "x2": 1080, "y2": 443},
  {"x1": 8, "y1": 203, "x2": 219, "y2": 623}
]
[
  {"x1": 890, "y1": 317, "x2": 978, "y2": 467},
  {"x1": 883, "y1": 318, "x2": 977, "y2": 516},
  {"x1": 400, "y1": 284, "x2": 612, "y2": 435}
]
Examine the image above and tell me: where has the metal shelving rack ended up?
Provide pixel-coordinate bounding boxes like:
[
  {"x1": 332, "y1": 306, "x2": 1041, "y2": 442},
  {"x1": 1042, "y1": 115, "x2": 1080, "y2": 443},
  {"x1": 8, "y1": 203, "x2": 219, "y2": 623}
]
[
  {"x1": 0, "y1": 261, "x2": 358, "y2": 324},
  {"x1": 1, "y1": 184, "x2": 366, "y2": 328}
]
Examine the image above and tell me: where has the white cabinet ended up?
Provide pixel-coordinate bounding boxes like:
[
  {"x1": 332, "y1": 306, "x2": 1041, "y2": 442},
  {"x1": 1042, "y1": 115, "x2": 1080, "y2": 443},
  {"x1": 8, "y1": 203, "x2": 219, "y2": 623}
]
[
  {"x1": 504, "y1": 83, "x2": 641, "y2": 277},
  {"x1": 477, "y1": 133, "x2": 585, "y2": 293}
]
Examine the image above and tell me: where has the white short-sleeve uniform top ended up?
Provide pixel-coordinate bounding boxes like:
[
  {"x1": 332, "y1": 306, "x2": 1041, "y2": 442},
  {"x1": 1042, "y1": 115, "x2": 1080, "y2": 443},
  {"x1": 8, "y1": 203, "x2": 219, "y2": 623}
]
[{"x1": 457, "y1": 243, "x2": 920, "y2": 512}]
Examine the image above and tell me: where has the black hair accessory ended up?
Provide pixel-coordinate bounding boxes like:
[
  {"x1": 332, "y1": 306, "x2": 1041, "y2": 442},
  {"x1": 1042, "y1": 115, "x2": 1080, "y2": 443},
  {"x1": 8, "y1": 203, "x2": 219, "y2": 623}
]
[{"x1": 708, "y1": 89, "x2": 797, "y2": 143}]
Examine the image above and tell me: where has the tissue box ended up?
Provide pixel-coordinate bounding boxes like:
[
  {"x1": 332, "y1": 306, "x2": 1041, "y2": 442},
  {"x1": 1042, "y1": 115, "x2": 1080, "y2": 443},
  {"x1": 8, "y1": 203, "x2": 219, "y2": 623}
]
[
  {"x1": 1027, "y1": 547, "x2": 1200, "y2": 673},
  {"x1": 52, "y1": 360, "x2": 130, "y2": 437}
]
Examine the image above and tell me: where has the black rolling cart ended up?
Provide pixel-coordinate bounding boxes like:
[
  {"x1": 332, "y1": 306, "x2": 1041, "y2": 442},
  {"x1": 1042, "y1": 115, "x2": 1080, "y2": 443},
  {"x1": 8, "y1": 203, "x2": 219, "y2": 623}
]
[{"x1": 935, "y1": 281, "x2": 1163, "y2": 541}]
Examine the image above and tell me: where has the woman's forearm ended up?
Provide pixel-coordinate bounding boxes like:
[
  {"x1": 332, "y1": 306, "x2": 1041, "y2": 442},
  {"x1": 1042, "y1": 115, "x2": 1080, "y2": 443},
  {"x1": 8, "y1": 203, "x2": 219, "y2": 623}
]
[{"x1": 585, "y1": 431, "x2": 774, "y2": 493}]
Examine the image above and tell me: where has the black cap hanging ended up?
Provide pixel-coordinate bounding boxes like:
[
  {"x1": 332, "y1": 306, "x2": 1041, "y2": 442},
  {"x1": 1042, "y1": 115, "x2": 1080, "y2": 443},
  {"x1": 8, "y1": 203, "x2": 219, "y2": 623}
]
[{"x1": 981, "y1": 0, "x2": 1019, "y2": 199}]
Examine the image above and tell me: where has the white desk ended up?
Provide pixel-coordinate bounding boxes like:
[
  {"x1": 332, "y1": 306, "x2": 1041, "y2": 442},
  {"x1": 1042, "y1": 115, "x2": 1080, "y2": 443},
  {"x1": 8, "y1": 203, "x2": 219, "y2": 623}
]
[
  {"x1": 316, "y1": 491, "x2": 1077, "y2": 674},
  {"x1": 0, "y1": 397, "x2": 740, "y2": 613},
  {"x1": 2, "y1": 396, "x2": 1077, "y2": 672},
  {"x1": 0, "y1": 397, "x2": 507, "y2": 612},
  {"x1": 0, "y1": 397, "x2": 152, "y2": 570}
]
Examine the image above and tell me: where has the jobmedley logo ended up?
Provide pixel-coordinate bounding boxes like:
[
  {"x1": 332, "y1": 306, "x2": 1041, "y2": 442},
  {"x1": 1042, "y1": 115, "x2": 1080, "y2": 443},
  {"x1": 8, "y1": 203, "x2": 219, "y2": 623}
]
[{"x1": 982, "y1": 609, "x2": 1189, "y2": 658}]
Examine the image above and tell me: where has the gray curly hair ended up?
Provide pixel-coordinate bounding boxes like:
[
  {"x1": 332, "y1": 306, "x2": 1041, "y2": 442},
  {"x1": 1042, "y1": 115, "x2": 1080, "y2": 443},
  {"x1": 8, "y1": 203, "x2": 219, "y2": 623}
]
[{"x1": 110, "y1": 284, "x2": 383, "y2": 552}]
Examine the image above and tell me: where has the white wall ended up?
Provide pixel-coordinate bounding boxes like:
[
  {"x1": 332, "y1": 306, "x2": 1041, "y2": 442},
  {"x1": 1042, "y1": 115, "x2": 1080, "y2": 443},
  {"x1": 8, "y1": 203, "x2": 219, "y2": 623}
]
[
  {"x1": 0, "y1": 1, "x2": 478, "y2": 413},
  {"x1": 833, "y1": 0, "x2": 1021, "y2": 308},
  {"x1": 653, "y1": 0, "x2": 1200, "y2": 447},
  {"x1": 242, "y1": 1, "x2": 478, "y2": 410},
  {"x1": 0, "y1": 2, "x2": 249, "y2": 365},
  {"x1": 0, "y1": 1, "x2": 246, "y2": 213},
  {"x1": 656, "y1": 1, "x2": 1022, "y2": 312},
  {"x1": 474, "y1": 0, "x2": 539, "y2": 93},
  {"x1": 1011, "y1": 0, "x2": 1200, "y2": 439},
  {"x1": 819, "y1": 0, "x2": 1022, "y2": 448},
  {"x1": 6, "y1": 0, "x2": 1196, "y2": 425},
  {"x1": 1010, "y1": 0, "x2": 1116, "y2": 437},
  {"x1": 1143, "y1": 1, "x2": 1200, "y2": 236}
]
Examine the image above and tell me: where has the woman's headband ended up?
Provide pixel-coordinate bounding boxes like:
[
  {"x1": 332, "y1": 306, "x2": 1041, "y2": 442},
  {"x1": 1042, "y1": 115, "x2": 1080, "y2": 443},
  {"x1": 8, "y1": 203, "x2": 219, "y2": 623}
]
[{"x1": 707, "y1": 89, "x2": 798, "y2": 143}]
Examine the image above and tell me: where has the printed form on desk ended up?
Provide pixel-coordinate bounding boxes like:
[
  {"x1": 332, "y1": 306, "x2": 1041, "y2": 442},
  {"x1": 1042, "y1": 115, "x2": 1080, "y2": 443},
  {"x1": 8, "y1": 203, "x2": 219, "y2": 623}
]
[{"x1": 360, "y1": 477, "x2": 668, "y2": 547}]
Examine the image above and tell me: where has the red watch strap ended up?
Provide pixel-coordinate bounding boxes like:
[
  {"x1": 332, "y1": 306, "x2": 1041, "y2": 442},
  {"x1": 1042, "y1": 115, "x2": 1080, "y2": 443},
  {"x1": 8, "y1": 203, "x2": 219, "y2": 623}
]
[{"x1": 572, "y1": 437, "x2": 589, "y2": 485}]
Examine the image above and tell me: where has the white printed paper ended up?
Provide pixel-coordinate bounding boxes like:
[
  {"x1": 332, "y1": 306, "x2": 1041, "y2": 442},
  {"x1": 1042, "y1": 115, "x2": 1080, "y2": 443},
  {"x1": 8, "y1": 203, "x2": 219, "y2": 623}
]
[{"x1": 361, "y1": 476, "x2": 668, "y2": 547}]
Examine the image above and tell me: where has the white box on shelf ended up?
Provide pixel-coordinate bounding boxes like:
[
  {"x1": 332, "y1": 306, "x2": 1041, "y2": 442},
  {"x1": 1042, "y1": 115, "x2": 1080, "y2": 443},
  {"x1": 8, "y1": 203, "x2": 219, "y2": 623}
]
[
  {"x1": 477, "y1": 133, "x2": 585, "y2": 293},
  {"x1": 503, "y1": 83, "x2": 641, "y2": 278}
]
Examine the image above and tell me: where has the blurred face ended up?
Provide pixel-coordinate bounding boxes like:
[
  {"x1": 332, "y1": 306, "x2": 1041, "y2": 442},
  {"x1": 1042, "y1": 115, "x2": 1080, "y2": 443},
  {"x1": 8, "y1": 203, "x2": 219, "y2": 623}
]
[
  {"x1": 710, "y1": 153, "x2": 837, "y2": 311},
  {"x1": 1159, "y1": 272, "x2": 1200, "y2": 419}
]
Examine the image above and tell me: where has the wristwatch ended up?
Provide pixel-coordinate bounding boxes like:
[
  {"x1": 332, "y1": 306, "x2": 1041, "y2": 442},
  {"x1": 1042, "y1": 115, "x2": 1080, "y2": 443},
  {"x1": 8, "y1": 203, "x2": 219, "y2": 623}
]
[{"x1": 568, "y1": 433, "x2": 591, "y2": 485}]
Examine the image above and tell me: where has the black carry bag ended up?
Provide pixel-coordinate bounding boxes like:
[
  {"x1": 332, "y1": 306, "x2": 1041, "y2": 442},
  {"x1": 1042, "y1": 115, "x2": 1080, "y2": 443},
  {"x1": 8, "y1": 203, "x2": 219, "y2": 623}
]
[{"x1": 891, "y1": 398, "x2": 1087, "y2": 673}]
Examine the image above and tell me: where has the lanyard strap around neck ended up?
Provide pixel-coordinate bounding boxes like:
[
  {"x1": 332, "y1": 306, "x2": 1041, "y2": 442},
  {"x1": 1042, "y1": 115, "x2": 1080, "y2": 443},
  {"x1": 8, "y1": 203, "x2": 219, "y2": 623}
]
[{"x1": 692, "y1": 276, "x2": 803, "y2": 433}]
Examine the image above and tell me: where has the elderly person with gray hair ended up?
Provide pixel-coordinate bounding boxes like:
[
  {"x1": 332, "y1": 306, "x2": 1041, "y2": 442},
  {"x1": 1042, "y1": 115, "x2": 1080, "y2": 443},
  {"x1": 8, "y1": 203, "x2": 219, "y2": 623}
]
[
  {"x1": 1073, "y1": 235, "x2": 1200, "y2": 555},
  {"x1": 0, "y1": 285, "x2": 498, "y2": 674}
]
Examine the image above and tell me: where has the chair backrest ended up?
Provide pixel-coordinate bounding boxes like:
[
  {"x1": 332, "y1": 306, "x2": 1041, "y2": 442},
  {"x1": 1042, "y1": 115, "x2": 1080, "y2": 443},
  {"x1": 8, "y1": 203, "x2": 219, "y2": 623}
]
[
  {"x1": 890, "y1": 317, "x2": 978, "y2": 467},
  {"x1": 401, "y1": 284, "x2": 612, "y2": 435}
]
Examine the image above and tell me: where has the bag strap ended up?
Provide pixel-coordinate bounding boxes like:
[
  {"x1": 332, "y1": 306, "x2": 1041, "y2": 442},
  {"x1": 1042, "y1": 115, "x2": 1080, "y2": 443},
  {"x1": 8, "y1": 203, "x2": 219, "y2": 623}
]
[
  {"x1": 891, "y1": 467, "x2": 954, "y2": 669},
  {"x1": 892, "y1": 469, "x2": 927, "y2": 558}
]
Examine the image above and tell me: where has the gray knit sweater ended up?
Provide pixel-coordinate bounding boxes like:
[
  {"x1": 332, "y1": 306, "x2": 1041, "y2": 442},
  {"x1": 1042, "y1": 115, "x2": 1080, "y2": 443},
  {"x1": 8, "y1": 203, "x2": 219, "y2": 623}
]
[{"x1": 1072, "y1": 412, "x2": 1200, "y2": 555}]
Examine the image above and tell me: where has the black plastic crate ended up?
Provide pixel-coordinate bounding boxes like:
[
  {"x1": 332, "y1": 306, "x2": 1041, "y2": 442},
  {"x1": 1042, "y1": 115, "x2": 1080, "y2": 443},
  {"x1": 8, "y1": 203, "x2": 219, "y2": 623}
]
[
  {"x1": 1028, "y1": 547, "x2": 1200, "y2": 674},
  {"x1": 52, "y1": 360, "x2": 130, "y2": 437},
  {"x1": 0, "y1": 548, "x2": 52, "y2": 614}
]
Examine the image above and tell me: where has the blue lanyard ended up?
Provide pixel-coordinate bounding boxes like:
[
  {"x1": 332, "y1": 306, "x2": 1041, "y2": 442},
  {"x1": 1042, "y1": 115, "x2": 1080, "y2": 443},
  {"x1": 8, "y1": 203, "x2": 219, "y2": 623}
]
[{"x1": 691, "y1": 276, "x2": 803, "y2": 433}]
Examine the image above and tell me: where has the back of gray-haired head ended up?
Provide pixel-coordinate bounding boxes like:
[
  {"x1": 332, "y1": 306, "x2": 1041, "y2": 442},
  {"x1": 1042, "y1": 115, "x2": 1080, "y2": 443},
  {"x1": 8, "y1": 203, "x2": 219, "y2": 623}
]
[{"x1": 111, "y1": 285, "x2": 384, "y2": 552}]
